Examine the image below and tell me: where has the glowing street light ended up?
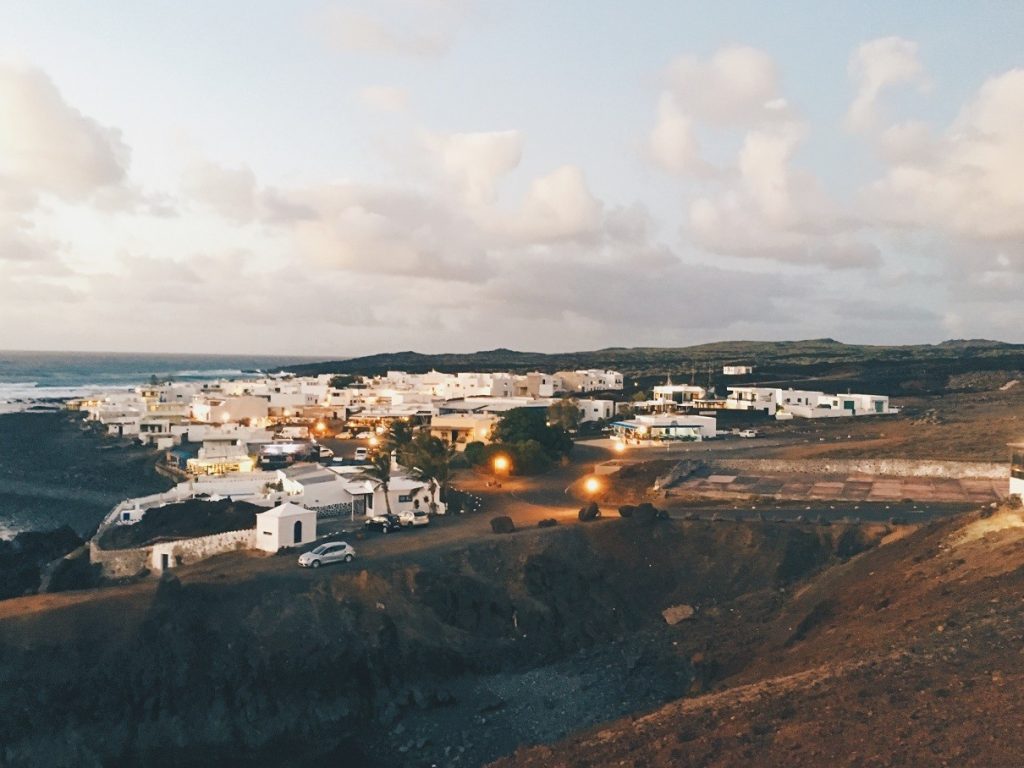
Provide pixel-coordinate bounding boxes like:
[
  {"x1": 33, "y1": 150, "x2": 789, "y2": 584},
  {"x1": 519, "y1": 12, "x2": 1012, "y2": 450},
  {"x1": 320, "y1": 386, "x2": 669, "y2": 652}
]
[
  {"x1": 613, "y1": 440, "x2": 626, "y2": 454},
  {"x1": 368, "y1": 435, "x2": 379, "y2": 447},
  {"x1": 493, "y1": 455, "x2": 510, "y2": 474},
  {"x1": 315, "y1": 421, "x2": 326, "y2": 432},
  {"x1": 584, "y1": 476, "x2": 601, "y2": 495}
]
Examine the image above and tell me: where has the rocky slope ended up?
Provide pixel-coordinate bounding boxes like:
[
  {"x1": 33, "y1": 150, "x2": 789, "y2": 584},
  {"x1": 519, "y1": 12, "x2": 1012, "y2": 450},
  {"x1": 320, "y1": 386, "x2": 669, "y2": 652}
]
[
  {"x1": 0, "y1": 517, "x2": 876, "y2": 767},
  {"x1": 493, "y1": 504, "x2": 1024, "y2": 767}
]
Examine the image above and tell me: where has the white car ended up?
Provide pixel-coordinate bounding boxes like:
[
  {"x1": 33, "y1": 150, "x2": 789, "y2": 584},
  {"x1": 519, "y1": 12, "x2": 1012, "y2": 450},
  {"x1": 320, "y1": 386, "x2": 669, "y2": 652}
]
[
  {"x1": 298, "y1": 542, "x2": 355, "y2": 569},
  {"x1": 738, "y1": 429, "x2": 759, "y2": 438},
  {"x1": 353, "y1": 447, "x2": 369, "y2": 461},
  {"x1": 399, "y1": 510, "x2": 430, "y2": 527}
]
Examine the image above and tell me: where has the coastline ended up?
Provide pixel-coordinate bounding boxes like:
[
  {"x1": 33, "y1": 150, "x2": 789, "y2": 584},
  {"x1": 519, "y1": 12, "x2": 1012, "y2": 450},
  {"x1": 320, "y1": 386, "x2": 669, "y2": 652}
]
[{"x1": 0, "y1": 411, "x2": 174, "y2": 539}]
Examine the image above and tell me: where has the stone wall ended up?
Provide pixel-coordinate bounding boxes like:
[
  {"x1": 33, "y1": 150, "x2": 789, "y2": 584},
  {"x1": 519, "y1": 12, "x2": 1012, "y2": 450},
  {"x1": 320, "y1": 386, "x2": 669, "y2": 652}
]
[
  {"x1": 89, "y1": 540, "x2": 151, "y2": 579},
  {"x1": 151, "y1": 529, "x2": 255, "y2": 573},
  {"x1": 91, "y1": 528, "x2": 257, "y2": 579},
  {"x1": 712, "y1": 458, "x2": 1007, "y2": 479}
]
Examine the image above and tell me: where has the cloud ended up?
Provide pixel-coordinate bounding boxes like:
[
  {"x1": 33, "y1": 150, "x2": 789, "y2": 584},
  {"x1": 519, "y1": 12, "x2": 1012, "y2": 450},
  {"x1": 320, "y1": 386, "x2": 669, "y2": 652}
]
[
  {"x1": 664, "y1": 46, "x2": 786, "y2": 126},
  {"x1": 424, "y1": 129, "x2": 522, "y2": 205},
  {"x1": 862, "y1": 68, "x2": 1024, "y2": 241},
  {"x1": 0, "y1": 62, "x2": 129, "y2": 201},
  {"x1": 357, "y1": 85, "x2": 409, "y2": 112},
  {"x1": 686, "y1": 120, "x2": 873, "y2": 267},
  {"x1": 648, "y1": 93, "x2": 708, "y2": 176},
  {"x1": 180, "y1": 159, "x2": 257, "y2": 221},
  {"x1": 847, "y1": 37, "x2": 927, "y2": 133},
  {"x1": 316, "y1": 1, "x2": 469, "y2": 58},
  {"x1": 508, "y1": 164, "x2": 603, "y2": 242}
]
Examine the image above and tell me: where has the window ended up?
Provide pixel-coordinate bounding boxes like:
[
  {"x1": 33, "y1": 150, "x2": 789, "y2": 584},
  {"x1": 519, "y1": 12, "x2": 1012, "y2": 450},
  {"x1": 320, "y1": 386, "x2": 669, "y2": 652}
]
[
  {"x1": 1012, "y1": 451, "x2": 1024, "y2": 480},
  {"x1": 398, "y1": 494, "x2": 413, "y2": 503}
]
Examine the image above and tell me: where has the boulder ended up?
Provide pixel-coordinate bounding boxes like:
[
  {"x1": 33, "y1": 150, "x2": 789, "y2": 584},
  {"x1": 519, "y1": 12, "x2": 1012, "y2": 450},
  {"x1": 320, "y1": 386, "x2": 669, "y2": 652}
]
[
  {"x1": 662, "y1": 604, "x2": 696, "y2": 625},
  {"x1": 537, "y1": 518, "x2": 558, "y2": 528},
  {"x1": 578, "y1": 502, "x2": 601, "y2": 522},
  {"x1": 490, "y1": 516, "x2": 515, "y2": 534},
  {"x1": 631, "y1": 503, "x2": 664, "y2": 525},
  {"x1": 618, "y1": 505, "x2": 637, "y2": 518}
]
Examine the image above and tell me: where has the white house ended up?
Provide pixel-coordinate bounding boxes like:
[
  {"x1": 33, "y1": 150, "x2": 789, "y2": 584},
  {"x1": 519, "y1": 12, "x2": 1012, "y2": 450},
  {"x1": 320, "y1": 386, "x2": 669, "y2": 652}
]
[
  {"x1": 723, "y1": 365, "x2": 754, "y2": 375},
  {"x1": 1010, "y1": 442, "x2": 1024, "y2": 500},
  {"x1": 611, "y1": 414, "x2": 717, "y2": 442},
  {"x1": 652, "y1": 384, "x2": 707, "y2": 405},
  {"x1": 576, "y1": 398, "x2": 616, "y2": 423},
  {"x1": 430, "y1": 413, "x2": 499, "y2": 448},
  {"x1": 366, "y1": 475, "x2": 442, "y2": 516},
  {"x1": 254, "y1": 502, "x2": 317, "y2": 552}
]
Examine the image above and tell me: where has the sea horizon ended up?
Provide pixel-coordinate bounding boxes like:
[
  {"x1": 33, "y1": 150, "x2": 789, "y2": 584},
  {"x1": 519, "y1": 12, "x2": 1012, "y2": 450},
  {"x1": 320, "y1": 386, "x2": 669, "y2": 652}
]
[{"x1": 0, "y1": 349, "x2": 331, "y2": 414}]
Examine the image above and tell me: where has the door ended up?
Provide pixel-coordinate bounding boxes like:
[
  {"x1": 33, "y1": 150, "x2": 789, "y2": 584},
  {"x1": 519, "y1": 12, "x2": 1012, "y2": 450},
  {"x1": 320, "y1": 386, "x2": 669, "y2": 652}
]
[
  {"x1": 293, "y1": 520, "x2": 303, "y2": 544},
  {"x1": 161, "y1": 553, "x2": 169, "y2": 571},
  {"x1": 353, "y1": 497, "x2": 366, "y2": 516}
]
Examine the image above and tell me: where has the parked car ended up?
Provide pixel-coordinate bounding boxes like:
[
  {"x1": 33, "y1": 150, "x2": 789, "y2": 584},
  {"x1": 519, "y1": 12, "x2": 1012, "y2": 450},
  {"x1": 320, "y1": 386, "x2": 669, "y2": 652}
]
[
  {"x1": 353, "y1": 447, "x2": 369, "y2": 461},
  {"x1": 399, "y1": 510, "x2": 430, "y2": 527},
  {"x1": 364, "y1": 514, "x2": 403, "y2": 534},
  {"x1": 355, "y1": 431, "x2": 372, "y2": 439},
  {"x1": 298, "y1": 542, "x2": 355, "y2": 569},
  {"x1": 738, "y1": 429, "x2": 759, "y2": 438}
]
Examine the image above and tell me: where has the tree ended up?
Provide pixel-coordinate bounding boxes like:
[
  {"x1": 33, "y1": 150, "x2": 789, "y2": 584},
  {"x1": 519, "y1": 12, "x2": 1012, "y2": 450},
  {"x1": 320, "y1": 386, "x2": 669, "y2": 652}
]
[
  {"x1": 360, "y1": 451, "x2": 393, "y2": 515},
  {"x1": 385, "y1": 419, "x2": 415, "y2": 465},
  {"x1": 547, "y1": 398, "x2": 581, "y2": 432},
  {"x1": 494, "y1": 408, "x2": 572, "y2": 456},
  {"x1": 407, "y1": 433, "x2": 454, "y2": 513}
]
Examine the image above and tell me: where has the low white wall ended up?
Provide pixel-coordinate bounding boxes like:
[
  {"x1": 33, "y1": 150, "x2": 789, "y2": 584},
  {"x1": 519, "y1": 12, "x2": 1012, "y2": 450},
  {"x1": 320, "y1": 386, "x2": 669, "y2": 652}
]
[
  {"x1": 151, "y1": 528, "x2": 256, "y2": 572},
  {"x1": 714, "y1": 458, "x2": 1007, "y2": 479}
]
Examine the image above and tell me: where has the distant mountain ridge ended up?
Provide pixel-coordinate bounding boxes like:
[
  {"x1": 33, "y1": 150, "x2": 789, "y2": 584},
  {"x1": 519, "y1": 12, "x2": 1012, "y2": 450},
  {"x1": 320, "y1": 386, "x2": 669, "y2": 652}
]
[{"x1": 279, "y1": 340, "x2": 1024, "y2": 396}]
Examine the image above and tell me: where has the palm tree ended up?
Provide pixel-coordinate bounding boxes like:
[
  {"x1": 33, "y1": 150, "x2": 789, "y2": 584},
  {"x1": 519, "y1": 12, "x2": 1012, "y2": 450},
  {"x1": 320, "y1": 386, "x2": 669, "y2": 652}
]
[
  {"x1": 361, "y1": 450, "x2": 393, "y2": 516},
  {"x1": 385, "y1": 418, "x2": 414, "y2": 464},
  {"x1": 409, "y1": 434, "x2": 455, "y2": 513}
]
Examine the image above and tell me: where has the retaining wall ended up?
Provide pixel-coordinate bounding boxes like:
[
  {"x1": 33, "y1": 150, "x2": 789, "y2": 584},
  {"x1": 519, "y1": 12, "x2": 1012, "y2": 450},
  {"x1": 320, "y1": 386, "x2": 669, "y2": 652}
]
[
  {"x1": 712, "y1": 458, "x2": 1007, "y2": 479},
  {"x1": 151, "y1": 528, "x2": 255, "y2": 573}
]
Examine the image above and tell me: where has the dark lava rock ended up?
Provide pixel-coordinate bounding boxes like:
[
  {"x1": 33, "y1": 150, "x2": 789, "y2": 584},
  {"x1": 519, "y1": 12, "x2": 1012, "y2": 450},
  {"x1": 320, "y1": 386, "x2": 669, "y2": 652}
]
[{"x1": 490, "y1": 516, "x2": 516, "y2": 534}]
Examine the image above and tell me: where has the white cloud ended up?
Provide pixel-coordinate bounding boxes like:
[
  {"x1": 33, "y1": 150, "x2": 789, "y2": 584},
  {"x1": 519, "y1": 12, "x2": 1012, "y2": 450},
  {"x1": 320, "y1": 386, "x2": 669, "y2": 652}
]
[
  {"x1": 648, "y1": 93, "x2": 708, "y2": 176},
  {"x1": 0, "y1": 62, "x2": 129, "y2": 201},
  {"x1": 180, "y1": 159, "x2": 257, "y2": 221},
  {"x1": 863, "y1": 69, "x2": 1024, "y2": 241},
  {"x1": 357, "y1": 85, "x2": 409, "y2": 112},
  {"x1": 510, "y1": 164, "x2": 604, "y2": 242},
  {"x1": 665, "y1": 46, "x2": 785, "y2": 126},
  {"x1": 425, "y1": 129, "x2": 522, "y2": 205},
  {"x1": 847, "y1": 37, "x2": 927, "y2": 133},
  {"x1": 316, "y1": 2, "x2": 470, "y2": 58}
]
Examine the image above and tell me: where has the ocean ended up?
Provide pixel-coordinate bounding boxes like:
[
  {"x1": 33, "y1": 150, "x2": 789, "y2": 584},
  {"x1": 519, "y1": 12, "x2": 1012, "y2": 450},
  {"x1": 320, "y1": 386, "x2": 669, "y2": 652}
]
[
  {"x1": 0, "y1": 350, "x2": 328, "y2": 538},
  {"x1": 0, "y1": 349, "x2": 324, "y2": 413}
]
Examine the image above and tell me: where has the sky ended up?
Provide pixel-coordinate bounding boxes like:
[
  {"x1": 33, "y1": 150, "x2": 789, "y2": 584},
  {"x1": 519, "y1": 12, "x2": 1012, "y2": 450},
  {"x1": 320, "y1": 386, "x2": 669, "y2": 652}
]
[{"x1": 1, "y1": 1, "x2": 1023, "y2": 357}]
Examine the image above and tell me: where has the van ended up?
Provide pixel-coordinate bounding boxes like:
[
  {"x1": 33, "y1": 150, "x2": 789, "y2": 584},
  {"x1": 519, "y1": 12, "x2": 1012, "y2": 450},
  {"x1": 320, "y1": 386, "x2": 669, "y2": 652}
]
[{"x1": 353, "y1": 447, "x2": 369, "y2": 461}]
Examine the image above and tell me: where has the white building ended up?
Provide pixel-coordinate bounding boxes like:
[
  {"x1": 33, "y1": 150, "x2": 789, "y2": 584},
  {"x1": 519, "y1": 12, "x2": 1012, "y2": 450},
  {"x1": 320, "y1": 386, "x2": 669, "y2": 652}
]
[
  {"x1": 652, "y1": 384, "x2": 707, "y2": 405},
  {"x1": 187, "y1": 437, "x2": 255, "y2": 475},
  {"x1": 725, "y1": 387, "x2": 895, "y2": 418},
  {"x1": 611, "y1": 414, "x2": 717, "y2": 442},
  {"x1": 556, "y1": 370, "x2": 625, "y2": 393},
  {"x1": 723, "y1": 365, "x2": 754, "y2": 375},
  {"x1": 576, "y1": 398, "x2": 616, "y2": 423},
  {"x1": 1009, "y1": 442, "x2": 1024, "y2": 500},
  {"x1": 255, "y1": 502, "x2": 317, "y2": 552},
  {"x1": 430, "y1": 413, "x2": 499, "y2": 449}
]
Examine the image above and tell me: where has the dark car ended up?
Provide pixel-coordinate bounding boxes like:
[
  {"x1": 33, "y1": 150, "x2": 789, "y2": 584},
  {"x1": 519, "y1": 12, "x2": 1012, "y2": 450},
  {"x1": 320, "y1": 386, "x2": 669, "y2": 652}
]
[{"x1": 364, "y1": 514, "x2": 404, "y2": 534}]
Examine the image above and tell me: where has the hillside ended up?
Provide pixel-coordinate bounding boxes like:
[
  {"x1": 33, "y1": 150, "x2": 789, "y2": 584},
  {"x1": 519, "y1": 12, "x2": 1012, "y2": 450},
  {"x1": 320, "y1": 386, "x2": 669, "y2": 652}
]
[
  {"x1": 281, "y1": 340, "x2": 1024, "y2": 396},
  {"x1": 494, "y1": 504, "x2": 1024, "y2": 767}
]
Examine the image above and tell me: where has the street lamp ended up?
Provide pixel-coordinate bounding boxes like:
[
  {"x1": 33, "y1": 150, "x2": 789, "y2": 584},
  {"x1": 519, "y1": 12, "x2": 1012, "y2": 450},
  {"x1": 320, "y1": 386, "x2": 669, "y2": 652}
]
[
  {"x1": 584, "y1": 476, "x2": 601, "y2": 495},
  {"x1": 613, "y1": 440, "x2": 626, "y2": 454},
  {"x1": 493, "y1": 455, "x2": 510, "y2": 475}
]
